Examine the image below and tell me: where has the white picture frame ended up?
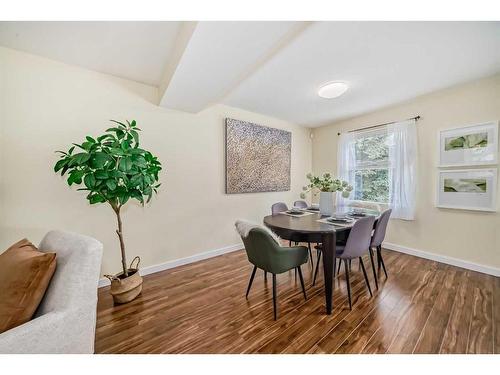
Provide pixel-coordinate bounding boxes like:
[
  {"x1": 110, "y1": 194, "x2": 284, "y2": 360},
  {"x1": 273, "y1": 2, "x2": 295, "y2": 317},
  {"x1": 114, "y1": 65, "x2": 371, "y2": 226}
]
[
  {"x1": 438, "y1": 121, "x2": 498, "y2": 167},
  {"x1": 436, "y1": 168, "x2": 497, "y2": 212}
]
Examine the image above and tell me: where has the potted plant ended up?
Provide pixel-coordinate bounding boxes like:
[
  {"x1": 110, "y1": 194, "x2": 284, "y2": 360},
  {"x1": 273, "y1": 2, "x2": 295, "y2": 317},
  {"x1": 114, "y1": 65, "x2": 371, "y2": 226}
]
[
  {"x1": 54, "y1": 120, "x2": 162, "y2": 304},
  {"x1": 300, "y1": 172, "x2": 352, "y2": 215}
]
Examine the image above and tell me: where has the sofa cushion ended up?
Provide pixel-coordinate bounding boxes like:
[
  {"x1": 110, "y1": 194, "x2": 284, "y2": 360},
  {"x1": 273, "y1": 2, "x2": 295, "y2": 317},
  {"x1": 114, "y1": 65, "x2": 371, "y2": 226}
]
[{"x1": 0, "y1": 239, "x2": 56, "y2": 333}]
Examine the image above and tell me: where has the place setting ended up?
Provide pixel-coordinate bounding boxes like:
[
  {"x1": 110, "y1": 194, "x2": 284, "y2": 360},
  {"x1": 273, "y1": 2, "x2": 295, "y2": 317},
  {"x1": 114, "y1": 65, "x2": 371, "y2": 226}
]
[{"x1": 279, "y1": 207, "x2": 315, "y2": 217}]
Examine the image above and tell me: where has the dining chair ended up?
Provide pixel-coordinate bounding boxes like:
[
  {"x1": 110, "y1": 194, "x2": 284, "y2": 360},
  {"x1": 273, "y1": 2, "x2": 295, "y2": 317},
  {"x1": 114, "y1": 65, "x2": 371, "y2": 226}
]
[
  {"x1": 369, "y1": 209, "x2": 392, "y2": 289},
  {"x1": 235, "y1": 220, "x2": 308, "y2": 320},
  {"x1": 292, "y1": 200, "x2": 316, "y2": 269},
  {"x1": 316, "y1": 216, "x2": 375, "y2": 310},
  {"x1": 271, "y1": 202, "x2": 288, "y2": 214},
  {"x1": 293, "y1": 200, "x2": 308, "y2": 209}
]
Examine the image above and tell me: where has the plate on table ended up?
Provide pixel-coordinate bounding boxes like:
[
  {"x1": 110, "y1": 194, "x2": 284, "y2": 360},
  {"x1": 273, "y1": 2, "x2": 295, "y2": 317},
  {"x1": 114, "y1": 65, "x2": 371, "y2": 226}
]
[
  {"x1": 286, "y1": 210, "x2": 305, "y2": 215},
  {"x1": 347, "y1": 211, "x2": 367, "y2": 218},
  {"x1": 327, "y1": 217, "x2": 354, "y2": 224}
]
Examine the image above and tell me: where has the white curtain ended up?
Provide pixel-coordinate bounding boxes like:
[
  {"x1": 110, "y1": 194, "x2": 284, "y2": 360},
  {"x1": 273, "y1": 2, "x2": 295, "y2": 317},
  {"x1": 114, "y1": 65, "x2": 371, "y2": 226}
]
[
  {"x1": 337, "y1": 132, "x2": 356, "y2": 207},
  {"x1": 388, "y1": 119, "x2": 418, "y2": 220}
]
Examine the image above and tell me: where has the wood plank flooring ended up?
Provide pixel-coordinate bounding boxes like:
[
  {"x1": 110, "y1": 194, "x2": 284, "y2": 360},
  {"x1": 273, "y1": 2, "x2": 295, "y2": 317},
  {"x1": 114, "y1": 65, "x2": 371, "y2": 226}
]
[{"x1": 95, "y1": 248, "x2": 499, "y2": 354}]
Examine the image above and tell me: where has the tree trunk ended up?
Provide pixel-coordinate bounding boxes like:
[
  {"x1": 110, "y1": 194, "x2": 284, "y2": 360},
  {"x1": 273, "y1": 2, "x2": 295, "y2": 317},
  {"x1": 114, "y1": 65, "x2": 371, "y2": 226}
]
[{"x1": 114, "y1": 207, "x2": 128, "y2": 277}]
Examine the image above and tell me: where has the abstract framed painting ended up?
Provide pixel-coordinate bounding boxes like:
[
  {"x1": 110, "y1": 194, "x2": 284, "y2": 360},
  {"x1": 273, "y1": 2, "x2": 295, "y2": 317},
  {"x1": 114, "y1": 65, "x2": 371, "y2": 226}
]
[
  {"x1": 438, "y1": 121, "x2": 498, "y2": 167},
  {"x1": 436, "y1": 168, "x2": 497, "y2": 212},
  {"x1": 225, "y1": 118, "x2": 291, "y2": 194}
]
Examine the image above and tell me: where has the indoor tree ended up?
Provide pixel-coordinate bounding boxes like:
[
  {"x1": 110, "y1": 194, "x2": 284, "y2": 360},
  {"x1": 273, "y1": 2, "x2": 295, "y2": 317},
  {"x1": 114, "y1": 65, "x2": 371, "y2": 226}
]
[{"x1": 54, "y1": 120, "x2": 162, "y2": 277}]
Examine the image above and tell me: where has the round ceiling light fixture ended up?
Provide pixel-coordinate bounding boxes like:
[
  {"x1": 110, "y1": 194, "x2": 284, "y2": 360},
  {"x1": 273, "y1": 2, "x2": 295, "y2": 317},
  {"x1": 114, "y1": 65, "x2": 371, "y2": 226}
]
[{"x1": 318, "y1": 81, "x2": 349, "y2": 99}]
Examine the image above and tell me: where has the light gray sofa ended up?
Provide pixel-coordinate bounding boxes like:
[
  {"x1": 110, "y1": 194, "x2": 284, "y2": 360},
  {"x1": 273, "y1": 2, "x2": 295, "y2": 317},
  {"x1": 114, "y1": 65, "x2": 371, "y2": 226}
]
[{"x1": 0, "y1": 230, "x2": 103, "y2": 354}]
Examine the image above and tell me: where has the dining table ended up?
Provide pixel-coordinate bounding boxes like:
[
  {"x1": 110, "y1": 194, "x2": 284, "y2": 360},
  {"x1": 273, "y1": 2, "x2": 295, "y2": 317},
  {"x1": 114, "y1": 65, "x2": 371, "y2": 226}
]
[{"x1": 263, "y1": 207, "x2": 380, "y2": 315}]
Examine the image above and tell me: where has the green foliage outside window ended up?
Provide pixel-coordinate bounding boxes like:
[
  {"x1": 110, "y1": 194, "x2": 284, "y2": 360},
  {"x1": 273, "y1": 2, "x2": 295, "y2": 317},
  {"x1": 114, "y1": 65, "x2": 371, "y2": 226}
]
[{"x1": 353, "y1": 133, "x2": 390, "y2": 203}]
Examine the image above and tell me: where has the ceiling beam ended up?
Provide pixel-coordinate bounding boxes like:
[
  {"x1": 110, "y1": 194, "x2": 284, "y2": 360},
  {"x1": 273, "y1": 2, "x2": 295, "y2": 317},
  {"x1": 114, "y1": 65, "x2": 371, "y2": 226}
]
[{"x1": 158, "y1": 21, "x2": 311, "y2": 113}]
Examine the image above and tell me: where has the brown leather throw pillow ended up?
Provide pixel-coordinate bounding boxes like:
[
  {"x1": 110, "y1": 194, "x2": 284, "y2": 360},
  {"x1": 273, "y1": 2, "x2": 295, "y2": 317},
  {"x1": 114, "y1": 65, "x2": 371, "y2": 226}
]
[{"x1": 0, "y1": 239, "x2": 57, "y2": 333}]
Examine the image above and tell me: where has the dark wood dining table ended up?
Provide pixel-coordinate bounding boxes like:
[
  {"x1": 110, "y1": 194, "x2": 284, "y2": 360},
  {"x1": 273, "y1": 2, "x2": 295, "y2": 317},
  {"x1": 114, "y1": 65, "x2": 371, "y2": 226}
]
[{"x1": 263, "y1": 207, "x2": 380, "y2": 315}]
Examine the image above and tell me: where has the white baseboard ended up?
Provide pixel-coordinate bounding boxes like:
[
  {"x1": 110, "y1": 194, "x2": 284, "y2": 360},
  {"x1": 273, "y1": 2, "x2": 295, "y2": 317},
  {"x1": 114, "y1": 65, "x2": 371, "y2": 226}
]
[
  {"x1": 383, "y1": 242, "x2": 500, "y2": 277},
  {"x1": 99, "y1": 240, "x2": 499, "y2": 288},
  {"x1": 98, "y1": 242, "x2": 243, "y2": 288}
]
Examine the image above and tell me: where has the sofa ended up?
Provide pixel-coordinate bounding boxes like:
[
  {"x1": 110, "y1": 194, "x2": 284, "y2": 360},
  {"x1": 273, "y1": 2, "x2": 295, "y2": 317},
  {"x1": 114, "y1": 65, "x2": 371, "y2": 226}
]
[{"x1": 0, "y1": 230, "x2": 103, "y2": 353}]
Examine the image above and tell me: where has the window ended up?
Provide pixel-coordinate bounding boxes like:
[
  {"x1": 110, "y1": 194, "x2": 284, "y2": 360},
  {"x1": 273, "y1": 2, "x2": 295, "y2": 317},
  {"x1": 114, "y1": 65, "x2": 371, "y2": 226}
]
[
  {"x1": 337, "y1": 119, "x2": 418, "y2": 220},
  {"x1": 352, "y1": 130, "x2": 391, "y2": 203}
]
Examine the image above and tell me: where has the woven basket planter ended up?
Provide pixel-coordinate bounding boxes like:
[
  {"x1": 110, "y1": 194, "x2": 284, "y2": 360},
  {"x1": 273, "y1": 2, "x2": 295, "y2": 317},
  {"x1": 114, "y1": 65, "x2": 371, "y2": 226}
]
[{"x1": 105, "y1": 256, "x2": 143, "y2": 304}]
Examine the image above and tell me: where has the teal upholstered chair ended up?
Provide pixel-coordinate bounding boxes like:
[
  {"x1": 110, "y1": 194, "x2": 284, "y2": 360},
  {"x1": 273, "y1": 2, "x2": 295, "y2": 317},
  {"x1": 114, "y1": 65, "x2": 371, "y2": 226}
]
[{"x1": 235, "y1": 221, "x2": 308, "y2": 320}]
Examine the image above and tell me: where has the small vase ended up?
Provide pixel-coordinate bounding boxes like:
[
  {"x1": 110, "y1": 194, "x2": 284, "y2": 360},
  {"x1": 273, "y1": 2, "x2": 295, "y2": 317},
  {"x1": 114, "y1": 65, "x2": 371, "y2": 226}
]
[{"x1": 319, "y1": 191, "x2": 335, "y2": 216}]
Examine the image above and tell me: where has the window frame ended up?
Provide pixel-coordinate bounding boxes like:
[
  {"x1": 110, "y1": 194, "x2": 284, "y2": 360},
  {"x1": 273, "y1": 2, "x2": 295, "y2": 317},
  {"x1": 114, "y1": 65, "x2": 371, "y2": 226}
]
[{"x1": 348, "y1": 127, "x2": 392, "y2": 205}]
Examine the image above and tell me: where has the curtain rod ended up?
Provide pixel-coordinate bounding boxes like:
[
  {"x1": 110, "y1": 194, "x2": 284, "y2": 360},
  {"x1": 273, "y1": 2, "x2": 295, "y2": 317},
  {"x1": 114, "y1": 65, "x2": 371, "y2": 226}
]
[{"x1": 337, "y1": 115, "x2": 421, "y2": 136}]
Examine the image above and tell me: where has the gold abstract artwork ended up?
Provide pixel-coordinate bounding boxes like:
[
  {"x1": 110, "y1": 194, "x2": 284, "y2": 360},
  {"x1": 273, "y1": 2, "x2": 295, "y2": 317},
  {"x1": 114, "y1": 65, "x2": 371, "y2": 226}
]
[{"x1": 225, "y1": 118, "x2": 291, "y2": 193}]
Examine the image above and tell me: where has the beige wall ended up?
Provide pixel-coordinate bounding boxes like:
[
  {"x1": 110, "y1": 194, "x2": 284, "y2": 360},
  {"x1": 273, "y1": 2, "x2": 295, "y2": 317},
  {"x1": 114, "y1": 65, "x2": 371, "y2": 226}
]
[
  {"x1": 312, "y1": 74, "x2": 500, "y2": 270},
  {"x1": 0, "y1": 47, "x2": 312, "y2": 276}
]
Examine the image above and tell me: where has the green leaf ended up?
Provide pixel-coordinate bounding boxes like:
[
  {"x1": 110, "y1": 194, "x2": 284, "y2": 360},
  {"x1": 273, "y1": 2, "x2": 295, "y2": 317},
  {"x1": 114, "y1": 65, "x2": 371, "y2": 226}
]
[
  {"x1": 54, "y1": 159, "x2": 68, "y2": 173},
  {"x1": 69, "y1": 153, "x2": 91, "y2": 167},
  {"x1": 119, "y1": 194, "x2": 130, "y2": 205},
  {"x1": 106, "y1": 127, "x2": 125, "y2": 138},
  {"x1": 121, "y1": 140, "x2": 131, "y2": 151},
  {"x1": 119, "y1": 157, "x2": 132, "y2": 172},
  {"x1": 86, "y1": 136, "x2": 96, "y2": 143},
  {"x1": 88, "y1": 193, "x2": 106, "y2": 205},
  {"x1": 67, "y1": 170, "x2": 85, "y2": 186},
  {"x1": 95, "y1": 170, "x2": 109, "y2": 179},
  {"x1": 90, "y1": 152, "x2": 112, "y2": 169},
  {"x1": 132, "y1": 155, "x2": 147, "y2": 168},
  {"x1": 130, "y1": 130, "x2": 139, "y2": 146},
  {"x1": 105, "y1": 179, "x2": 117, "y2": 191},
  {"x1": 83, "y1": 174, "x2": 97, "y2": 189},
  {"x1": 109, "y1": 120, "x2": 127, "y2": 128}
]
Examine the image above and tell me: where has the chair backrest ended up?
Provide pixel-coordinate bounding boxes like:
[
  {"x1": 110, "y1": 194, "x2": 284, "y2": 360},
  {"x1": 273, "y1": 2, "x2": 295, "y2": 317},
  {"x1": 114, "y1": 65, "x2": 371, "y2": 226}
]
[
  {"x1": 271, "y1": 202, "x2": 288, "y2": 214},
  {"x1": 371, "y1": 209, "x2": 392, "y2": 247},
  {"x1": 237, "y1": 226, "x2": 281, "y2": 272},
  {"x1": 340, "y1": 216, "x2": 375, "y2": 259},
  {"x1": 293, "y1": 200, "x2": 308, "y2": 209}
]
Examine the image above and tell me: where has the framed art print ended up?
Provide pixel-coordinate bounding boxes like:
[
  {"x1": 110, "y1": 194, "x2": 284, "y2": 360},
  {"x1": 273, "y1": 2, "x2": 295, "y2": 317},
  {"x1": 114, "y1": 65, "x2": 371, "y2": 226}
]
[
  {"x1": 438, "y1": 121, "x2": 498, "y2": 167},
  {"x1": 436, "y1": 168, "x2": 497, "y2": 212}
]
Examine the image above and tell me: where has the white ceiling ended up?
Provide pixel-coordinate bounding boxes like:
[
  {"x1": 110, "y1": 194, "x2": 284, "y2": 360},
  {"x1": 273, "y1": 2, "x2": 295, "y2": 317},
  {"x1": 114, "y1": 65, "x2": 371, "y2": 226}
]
[
  {"x1": 1, "y1": 21, "x2": 499, "y2": 127},
  {"x1": 0, "y1": 21, "x2": 181, "y2": 86}
]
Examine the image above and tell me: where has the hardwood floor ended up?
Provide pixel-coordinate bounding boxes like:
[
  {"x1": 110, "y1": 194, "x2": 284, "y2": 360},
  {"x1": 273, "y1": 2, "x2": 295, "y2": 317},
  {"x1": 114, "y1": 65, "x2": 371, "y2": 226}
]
[{"x1": 95, "y1": 248, "x2": 499, "y2": 354}]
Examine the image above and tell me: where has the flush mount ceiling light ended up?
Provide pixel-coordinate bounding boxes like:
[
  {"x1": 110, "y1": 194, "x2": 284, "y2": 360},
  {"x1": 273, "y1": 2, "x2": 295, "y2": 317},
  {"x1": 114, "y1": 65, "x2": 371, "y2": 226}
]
[{"x1": 318, "y1": 81, "x2": 349, "y2": 99}]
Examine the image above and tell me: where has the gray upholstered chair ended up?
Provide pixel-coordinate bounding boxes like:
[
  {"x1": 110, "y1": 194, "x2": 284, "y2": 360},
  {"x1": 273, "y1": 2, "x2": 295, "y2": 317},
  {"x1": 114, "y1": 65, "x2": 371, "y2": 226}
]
[
  {"x1": 235, "y1": 220, "x2": 308, "y2": 320},
  {"x1": 369, "y1": 209, "x2": 392, "y2": 289},
  {"x1": 293, "y1": 200, "x2": 308, "y2": 209},
  {"x1": 335, "y1": 216, "x2": 375, "y2": 309},
  {"x1": 271, "y1": 202, "x2": 295, "y2": 248},
  {"x1": 271, "y1": 202, "x2": 288, "y2": 214},
  {"x1": 292, "y1": 200, "x2": 315, "y2": 269}
]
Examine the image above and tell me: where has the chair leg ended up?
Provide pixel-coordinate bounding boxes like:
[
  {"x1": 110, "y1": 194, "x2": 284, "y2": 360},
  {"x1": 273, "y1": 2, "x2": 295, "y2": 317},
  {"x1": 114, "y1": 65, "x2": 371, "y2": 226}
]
[
  {"x1": 378, "y1": 245, "x2": 388, "y2": 278},
  {"x1": 349, "y1": 259, "x2": 352, "y2": 271},
  {"x1": 313, "y1": 250, "x2": 322, "y2": 286},
  {"x1": 337, "y1": 258, "x2": 342, "y2": 275},
  {"x1": 272, "y1": 274, "x2": 278, "y2": 320},
  {"x1": 264, "y1": 270, "x2": 267, "y2": 281},
  {"x1": 308, "y1": 243, "x2": 314, "y2": 270},
  {"x1": 289, "y1": 240, "x2": 292, "y2": 247},
  {"x1": 368, "y1": 248, "x2": 379, "y2": 289},
  {"x1": 344, "y1": 259, "x2": 352, "y2": 310},
  {"x1": 246, "y1": 265, "x2": 257, "y2": 298},
  {"x1": 359, "y1": 257, "x2": 373, "y2": 297},
  {"x1": 297, "y1": 266, "x2": 307, "y2": 300}
]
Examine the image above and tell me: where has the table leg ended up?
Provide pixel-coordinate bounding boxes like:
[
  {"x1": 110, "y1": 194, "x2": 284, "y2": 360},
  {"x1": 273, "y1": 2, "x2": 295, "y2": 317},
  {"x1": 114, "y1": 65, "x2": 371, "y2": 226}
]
[{"x1": 321, "y1": 232, "x2": 336, "y2": 314}]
